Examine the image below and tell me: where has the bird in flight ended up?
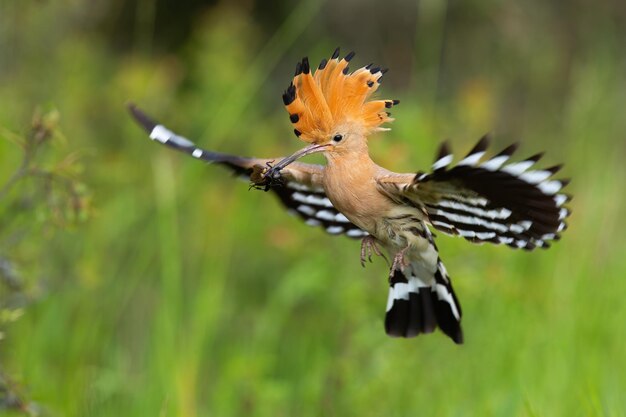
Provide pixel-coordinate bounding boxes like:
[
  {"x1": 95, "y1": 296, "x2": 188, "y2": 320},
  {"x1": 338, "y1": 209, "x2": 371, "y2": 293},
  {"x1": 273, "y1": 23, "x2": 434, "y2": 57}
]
[{"x1": 129, "y1": 48, "x2": 571, "y2": 344}]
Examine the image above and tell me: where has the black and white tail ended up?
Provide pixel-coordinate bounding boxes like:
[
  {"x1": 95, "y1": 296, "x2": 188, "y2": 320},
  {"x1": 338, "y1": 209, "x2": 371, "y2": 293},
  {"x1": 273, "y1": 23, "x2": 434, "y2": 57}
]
[
  {"x1": 385, "y1": 258, "x2": 463, "y2": 344},
  {"x1": 411, "y1": 135, "x2": 571, "y2": 250}
]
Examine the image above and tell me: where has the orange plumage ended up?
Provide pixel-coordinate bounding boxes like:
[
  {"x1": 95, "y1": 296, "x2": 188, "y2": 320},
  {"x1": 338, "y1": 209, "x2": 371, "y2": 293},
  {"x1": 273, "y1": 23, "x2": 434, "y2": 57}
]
[{"x1": 282, "y1": 48, "x2": 398, "y2": 143}]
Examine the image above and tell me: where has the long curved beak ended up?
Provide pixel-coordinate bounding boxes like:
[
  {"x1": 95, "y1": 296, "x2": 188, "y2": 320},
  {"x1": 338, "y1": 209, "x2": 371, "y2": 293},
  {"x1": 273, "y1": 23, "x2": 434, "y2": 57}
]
[{"x1": 271, "y1": 143, "x2": 331, "y2": 171}]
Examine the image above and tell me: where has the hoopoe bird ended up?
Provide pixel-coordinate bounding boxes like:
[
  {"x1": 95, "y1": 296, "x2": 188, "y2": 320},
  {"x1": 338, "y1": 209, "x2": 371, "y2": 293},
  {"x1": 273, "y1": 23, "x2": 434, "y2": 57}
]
[{"x1": 129, "y1": 48, "x2": 571, "y2": 344}]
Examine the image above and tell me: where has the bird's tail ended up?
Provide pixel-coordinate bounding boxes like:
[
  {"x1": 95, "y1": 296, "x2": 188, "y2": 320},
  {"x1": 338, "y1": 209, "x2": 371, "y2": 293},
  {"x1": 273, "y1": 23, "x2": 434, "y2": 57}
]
[{"x1": 385, "y1": 259, "x2": 463, "y2": 344}]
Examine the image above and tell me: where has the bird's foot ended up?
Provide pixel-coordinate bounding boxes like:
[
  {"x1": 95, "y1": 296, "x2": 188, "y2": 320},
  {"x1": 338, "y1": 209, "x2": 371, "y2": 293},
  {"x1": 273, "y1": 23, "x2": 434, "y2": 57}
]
[
  {"x1": 250, "y1": 161, "x2": 283, "y2": 191},
  {"x1": 360, "y1": 236, "x2": 388, "y2": 267},
  {"x1": 390, "y1": 246, "x2": 410, "y2": 275}
]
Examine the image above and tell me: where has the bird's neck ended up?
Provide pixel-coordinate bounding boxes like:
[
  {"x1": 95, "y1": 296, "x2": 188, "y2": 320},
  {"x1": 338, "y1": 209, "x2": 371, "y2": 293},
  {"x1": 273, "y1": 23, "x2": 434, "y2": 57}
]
[
  {"x1": 321, "y1": 142, "x2": 387, "y2": 234},
  {"x1": 324, "y1": 142, "x2": 376, "y2": 170},
  {"x1": 323, "y1": 143, "x2": 379, "y2": 188}
]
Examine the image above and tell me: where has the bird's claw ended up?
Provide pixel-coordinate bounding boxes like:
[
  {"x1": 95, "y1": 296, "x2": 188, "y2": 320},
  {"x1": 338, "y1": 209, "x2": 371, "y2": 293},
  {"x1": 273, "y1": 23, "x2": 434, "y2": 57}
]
[
  {"x1": 389, "y1": 246, "x2": 410, "y2": 280},
  {"x1": 360, "y1": 236, "x2": 388, "y2": 267}
]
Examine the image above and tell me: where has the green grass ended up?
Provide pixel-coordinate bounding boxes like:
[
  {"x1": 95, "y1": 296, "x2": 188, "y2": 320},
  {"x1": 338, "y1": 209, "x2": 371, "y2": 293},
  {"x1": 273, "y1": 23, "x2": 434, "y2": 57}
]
[{"x1": 1, "y1": 1, "x2": 626, "y2": 416}]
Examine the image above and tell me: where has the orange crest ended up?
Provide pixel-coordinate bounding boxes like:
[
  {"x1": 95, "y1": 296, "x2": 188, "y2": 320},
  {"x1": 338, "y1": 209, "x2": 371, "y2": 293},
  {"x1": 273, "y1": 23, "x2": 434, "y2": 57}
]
[{"x1": 282, "y1": 48, "x2": 399, "y2": 143}]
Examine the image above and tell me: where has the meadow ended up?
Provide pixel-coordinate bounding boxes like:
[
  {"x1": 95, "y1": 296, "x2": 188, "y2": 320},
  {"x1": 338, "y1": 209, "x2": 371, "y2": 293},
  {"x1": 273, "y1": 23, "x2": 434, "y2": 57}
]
[{"x1": 1, "y1": 1, "x2": 625, "y2": 416}]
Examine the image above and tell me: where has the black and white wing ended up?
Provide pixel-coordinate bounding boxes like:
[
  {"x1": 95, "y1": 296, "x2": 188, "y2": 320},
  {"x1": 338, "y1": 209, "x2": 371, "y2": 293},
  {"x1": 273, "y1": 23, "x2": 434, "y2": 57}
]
[
  {"x1": 270, "y1": 181, "x2": 369, "y2": 238},
  {"x1": 378, "y1": 135, "x2": 571, "y2": 250},
  {"x1": 128, "y1": 104, "x2": 368, "y2": 239}
]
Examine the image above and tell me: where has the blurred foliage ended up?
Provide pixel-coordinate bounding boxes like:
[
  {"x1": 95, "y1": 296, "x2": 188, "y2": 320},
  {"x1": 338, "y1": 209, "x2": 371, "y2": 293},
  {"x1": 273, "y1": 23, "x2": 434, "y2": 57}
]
[
  {"x1": 0, "y1": 0, "x2": 625, "y2": 416},
  {"x1": 0, "y1": 110, "x2": 89, "y2": 415}
]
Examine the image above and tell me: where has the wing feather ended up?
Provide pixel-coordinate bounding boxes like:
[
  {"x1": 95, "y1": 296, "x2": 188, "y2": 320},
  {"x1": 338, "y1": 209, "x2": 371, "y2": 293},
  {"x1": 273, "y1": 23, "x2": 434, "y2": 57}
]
[
  {"x1": 128, "y1": 104, "x2": 368, "y2": 239},
  {"x1": 377, "y1": 136, "x2": 571, "y2": 250}
]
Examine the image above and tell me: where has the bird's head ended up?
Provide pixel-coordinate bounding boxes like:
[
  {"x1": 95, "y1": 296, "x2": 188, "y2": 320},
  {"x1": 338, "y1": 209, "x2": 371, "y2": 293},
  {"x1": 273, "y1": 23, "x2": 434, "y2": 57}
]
[{"x1": 273, "y1": 48, "x2": 398, "y2": 168}]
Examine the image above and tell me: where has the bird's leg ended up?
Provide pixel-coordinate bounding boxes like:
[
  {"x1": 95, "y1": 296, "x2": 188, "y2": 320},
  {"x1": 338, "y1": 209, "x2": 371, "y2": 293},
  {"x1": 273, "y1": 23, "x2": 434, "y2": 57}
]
[
  {"x1": 360, "y1": 236, "x2": 389, "y2": 267},
  {"x1": 389, "y1": 246, "x2": 410, "y2": 275}
]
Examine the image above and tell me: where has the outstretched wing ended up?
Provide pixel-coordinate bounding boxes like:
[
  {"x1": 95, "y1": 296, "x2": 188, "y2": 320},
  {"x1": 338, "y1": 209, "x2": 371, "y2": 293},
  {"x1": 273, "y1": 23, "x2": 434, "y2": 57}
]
[
  {"x1": 377, "y1": 135, "x2": 571, "y2": 250},
  {"x1": 128, "y1": 104, "x2": 368, "y2": 239}
]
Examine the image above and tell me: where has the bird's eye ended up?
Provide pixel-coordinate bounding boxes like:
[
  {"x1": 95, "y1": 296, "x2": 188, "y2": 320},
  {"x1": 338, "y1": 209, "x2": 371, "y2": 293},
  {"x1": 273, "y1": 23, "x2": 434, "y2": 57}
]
[{"x1": 332, "y1": 134, "x2": 343, "y2": 142}]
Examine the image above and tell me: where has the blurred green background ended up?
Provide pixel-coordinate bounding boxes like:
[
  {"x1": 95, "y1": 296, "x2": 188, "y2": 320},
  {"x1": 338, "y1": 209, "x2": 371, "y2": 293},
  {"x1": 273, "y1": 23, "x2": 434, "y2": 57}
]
[{"x1": 1, "y1": 0, "x2": 625, "y2": 416}]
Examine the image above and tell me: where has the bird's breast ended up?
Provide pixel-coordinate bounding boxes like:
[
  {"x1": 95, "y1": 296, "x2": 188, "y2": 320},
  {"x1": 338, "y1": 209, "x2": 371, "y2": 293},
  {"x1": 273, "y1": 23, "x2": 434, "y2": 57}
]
[{"x1": 322, "y1": 163, "x2": 394, "y2": 235}]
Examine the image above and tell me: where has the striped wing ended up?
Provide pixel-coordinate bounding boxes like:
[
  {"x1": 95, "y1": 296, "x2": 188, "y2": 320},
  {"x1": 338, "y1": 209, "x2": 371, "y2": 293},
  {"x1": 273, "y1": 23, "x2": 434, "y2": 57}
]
[
  {"x1": 379, "y1": 136, "x2": 571, "y2": 250},
  {"x1": 128, "y1": 104, "x2": 368, "y2": 239},
  {"x1": 271, "y1": 181, "x2": 369, "y2": 238}
]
